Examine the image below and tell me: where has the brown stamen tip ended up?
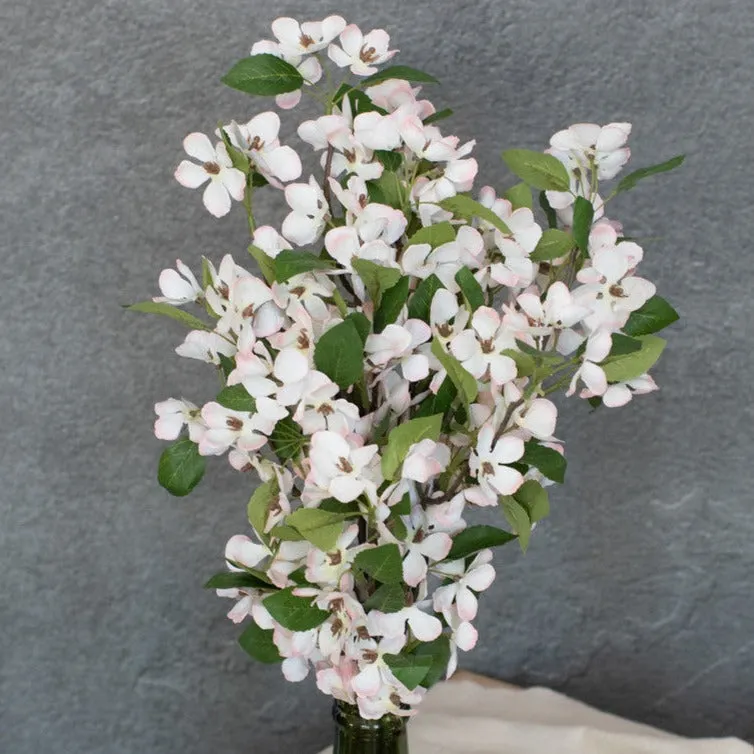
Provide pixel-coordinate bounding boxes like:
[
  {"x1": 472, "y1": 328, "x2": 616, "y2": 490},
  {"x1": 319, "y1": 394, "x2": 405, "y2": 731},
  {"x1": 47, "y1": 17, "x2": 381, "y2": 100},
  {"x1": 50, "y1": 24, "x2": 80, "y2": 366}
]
[
  {"x1": 317, "y1": 403, "x2": 335, "y2": 416},
  {"x1": 609, "y1": 284, "x2": 626, "y2": 298},
  {"x1": 328, "y1": 551, "x2": 343, "y2": 566},
  {"x1": 203, "y1": 161, "x2": 221, "y2": 175},
  {"x1": 337, "y1": 457, "x2": 353, "y2": 474},
  {"x1": 480, "y1": 339, "x2": 495, "y2": 354},
  {"x1": 226, "y1": 417, "x2": 244, "y2": 430},
  {"x1": 241, "y1": 304, "x2": 255, "y2": 318},
  {"x1": 481, "y1": 461, "x2": 495, "y2": 476},
  {"x1": 299, "y1": 33, "x2": 316, "y2": 48},
  {"x1": 362, "y1": 649, "x2": 379, "y2": 663}
]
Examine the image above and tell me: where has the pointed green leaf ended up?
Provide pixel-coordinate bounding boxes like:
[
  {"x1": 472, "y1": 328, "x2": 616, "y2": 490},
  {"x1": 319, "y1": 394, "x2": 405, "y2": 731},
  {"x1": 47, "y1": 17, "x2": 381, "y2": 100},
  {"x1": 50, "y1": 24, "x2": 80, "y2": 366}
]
[
  {"x1": 367, "y1": 171, "x2": 404, "y2": 209},
  {"x1": 414, "y1": 377, "x2": 458, "y2": 419},
  {"x1": 216, "y1": 384, "x2": 256, "y2": 412},
  {"x1": 218, "y1": 127, "x2": 251, "y2": 174},
  {"x1": 623, "y1": 295, "x2": 679, "y2": 337},
  {"x1": 529, "y1": 229, "x2": 573, "y2": 262},
  {"x1": 600, "y1": 334, "x2": 666, "y2": 383},
  {"x1": 274, "y1": 250, "x2": 335, "y2": 283},
  {"x1": 504, "y1": 183, "x2": 533, "y2": 210},
  {"x1": 238, "y1": 621, "x2": 282, "y2": 663},
  {"x1": 345, "y1": 311, "x2": 371, "y2": 344},
  {"x1": 364, "y1": 583, "x2": 406, "y2": 613},
  {"x1": 539, "y1": 191, "x2": 558, "y2": 229},
  {"x1": 374, "y1": 276, "x2": 410, "y2": 333},
  {"x1": 500, "y1": 496, "x2": 532, "y2": 552},
  {"x1": 269, "y1": 417, "x2": 305, "y2": 462},
  {"x1": 501, "y1": 348, "x2": 536, "y2": 378},
  {"x1": 375, "y1": 150, "x2": 403, "y2": 171},
  {"x1": 157, "y1": 439, "x2": 205, "y2": 497},
  {"x1": 126, "y1": 301, "x2": 211, "y2": 331},
  {"x1": 204, "y1": 571, "x2": 271, "y2": 590},
  {"x1": 616, "y1": 155, "x2": 685, "y2": 194},
  {"x1": 431, "y1": 339, "x2": 478, "y2": 407},
  {"x1": 314, "y1": 319, "x2": 364, "y2": 388},
  {"x1": 455, "y1": 268, "x2": 485, "y2": 312},
  {"x1": 413, "y1": 635, "x2": 451, "y2": 688},
  {"x1": 381, "y1": 414, "x2": 443, "y2": 481},
  {"x1": 222, "y1": 54, "x2": 304, "y2": 96},
  {"x1": 447, "y1": 525, "x2": 516, "y2": 560},
  {"x1": 353, "y1": 544, "x2": 404, "y2": 584},
  {"x1": 438, "y1": 195, "x2": 511, "y2": 235},
  {"x1": 423, "y1": 108, "x2": 453, "y2": 125},
  {"x1": 263, "y1": 588, "x2": 329, "y2": 631},
  {"x1": 407, "y1": 274, "x2": 445, "y2": 322},
  {"x1": 572, "y1": 196, "x2": 594, "y2": 255},
  {"x1": 502, "y1": 149, "x2": 570, "y2": 192},
  {"x1": 406, "y1": 222, "x2": 456, "y2": 249},
  {"x1": 383, "y1": 653, "x2": 433, "y2": 690},
  {"x1": 514, "y1": 480, "x2": 550, "y2": 523},
  {"x1": 248, "y1": 244, "x2": 277, "y2": 284},
  {"x1": 268, "y1": 524, "x2": 305, "y2": 542},
  {"x1": 521, "y1": 441, "x2": 567, "y2": 484},
  {"x1": 361, "y1": 65, "x2": 439, "y2": 86},
  {"x1": 247, "y1": 480, "x2": 278, "y2": 539},
  {"x1": 352, "y1": 259, "x2": 402, "y2": 306},
  {"x1": 285, "y1": 508, "x2": 348, "y2": 552}
]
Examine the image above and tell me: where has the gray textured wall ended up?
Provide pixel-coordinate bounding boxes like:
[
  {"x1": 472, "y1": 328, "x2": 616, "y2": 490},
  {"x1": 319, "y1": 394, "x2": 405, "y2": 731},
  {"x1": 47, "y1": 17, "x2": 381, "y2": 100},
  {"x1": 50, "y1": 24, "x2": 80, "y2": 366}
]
[{"x1": 2, "y1": 1, "x2": 753, "y2": 752}]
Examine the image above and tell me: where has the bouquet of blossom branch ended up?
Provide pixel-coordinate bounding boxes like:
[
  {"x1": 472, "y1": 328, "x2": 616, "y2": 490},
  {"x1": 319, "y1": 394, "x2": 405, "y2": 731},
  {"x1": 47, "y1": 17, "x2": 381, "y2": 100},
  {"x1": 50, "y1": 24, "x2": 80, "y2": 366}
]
[{"x1": 133, "y1": 14, "x2": 682, "y2": 721}]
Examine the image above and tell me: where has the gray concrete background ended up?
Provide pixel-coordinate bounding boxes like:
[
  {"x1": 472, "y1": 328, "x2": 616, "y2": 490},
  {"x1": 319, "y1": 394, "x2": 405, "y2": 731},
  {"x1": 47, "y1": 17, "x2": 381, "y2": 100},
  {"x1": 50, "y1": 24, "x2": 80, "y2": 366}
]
[{"x1": 2, "y1": 1, "x2": 753, "y2": 752}]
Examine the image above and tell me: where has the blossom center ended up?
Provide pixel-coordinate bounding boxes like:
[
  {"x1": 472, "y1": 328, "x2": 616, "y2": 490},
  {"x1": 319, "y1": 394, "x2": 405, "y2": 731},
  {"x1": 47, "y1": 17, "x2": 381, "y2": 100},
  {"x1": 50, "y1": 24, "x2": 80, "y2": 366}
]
[
  {"x1": 299, "y1": 33, "x2": 316, "y2": 48},
  {"x1": 437, "y1": 323, "x2": 453, "y2": 338},
  {"x1": 480, "y1": 339, "x2": 495, "y2": 354},
  {"x1": 609, "y1": 284, "x2": 626, "y2": 298},
  {"x1": 328, "y1": 550, "x2": 343, "y2": 566},
  {"x1": 297, "y1": 331, "x2": 310, "y2": 349},
  {"x1": 481, "y1": 461, "x2": 495, "y2": 476},
  {"x1": 317, "y1": 403, "x2": 335, "y2": 416},
  {"x1": 331, "y1": 617, "x2": 344, "y2": 635},
  {"x1": 248, "y1": 135, "x2": 264, "y2": 151},
  {"x1": 362, "y1": 649, "x2": 379, "y2": 663},
  {"x1": 241, "y1": 303, "x2": 255, "y2": 318},
  {"x1": 203, "y1": 161, "x2": 221, "y2": 175},
  {"x1": 356, "y1": 626, "x2": 370, "y2": 640},
  {"x1": 337, "y1": 456, "x2": 353, "y2": 473},
  {"x1": 226, "y1": 417, "x2": 244, "y2": 430},
  {"x1": 359, "y1": 45, "x2": 378, "y2": 63}
]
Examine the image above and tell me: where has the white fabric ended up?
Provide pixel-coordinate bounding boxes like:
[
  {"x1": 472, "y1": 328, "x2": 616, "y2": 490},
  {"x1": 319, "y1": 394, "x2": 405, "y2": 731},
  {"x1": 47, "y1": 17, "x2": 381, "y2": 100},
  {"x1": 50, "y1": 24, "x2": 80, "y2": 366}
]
[{"x1": 320, "y1": 677, "x2": 752, "y2": 753}]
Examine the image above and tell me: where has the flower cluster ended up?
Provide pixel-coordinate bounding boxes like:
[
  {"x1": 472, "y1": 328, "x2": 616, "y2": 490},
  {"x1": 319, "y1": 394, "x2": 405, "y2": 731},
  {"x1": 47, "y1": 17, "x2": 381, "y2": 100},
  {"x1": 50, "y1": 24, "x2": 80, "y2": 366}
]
[{"x1": 138, "y1": 15, "x2": 682, "y2": 720}]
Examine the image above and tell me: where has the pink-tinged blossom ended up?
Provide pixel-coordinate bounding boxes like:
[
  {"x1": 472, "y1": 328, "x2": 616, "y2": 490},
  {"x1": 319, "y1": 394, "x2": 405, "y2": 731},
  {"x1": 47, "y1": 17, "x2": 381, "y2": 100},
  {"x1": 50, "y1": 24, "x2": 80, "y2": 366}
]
[
  {"x1": 567, "y1": 329, "x2": 613, "y2": 398},
  {"x1": 369, "y1": 603, "x2": 443, "y2": 642},
  {"x1": 433, "y1": 549, "x2": 496, "y2": 621},
  {"x1": 400, "y1": 524, "x2": 453, "y2": 586},
  {"x1": 317, "y1": 658, "x2": 359, "y2": 705},
  {"x1": 328, "y1": 25, "x2": 398, "y2": 76},
  {"x1": 357, "y1": 684, "x2": 424, "y2": 720},
  {"x1": 587, "y1": 373, "x2": 659, "y2": 407},
  {"x1": 366, "y1": 320, "x2": 431, "y2": 381},
  {"x1": 443, "y1": 606, "x2": 479, "y2": 678},
  {"x1": 154, "y1": 398, "x2": 205, "y2": 442},
  {"x1": 154, "y1": 259, "x2": 202, "y2": 305},
  {"x1": 253, "y1": 225, "x2": 292, "y2": 259},
  {"x1": 449, "y1": 307, "x2": 517, "y2": 386},
  {"x1": 225, "y1": 533, "x2": 269, "y2": 571},
  {"x1": 271, "y1": 15, "x2": 346, "y2": 56},
  {"x1": 174, "y1": 133, "x2": 246, "y2": 218},
  {"x1": 401, "y1": 439, "x2": 451, "y2": 485},
  {"x1": 222, "y1": 111, "x2": 302, "y2": 185},
  {"x1": 175, "y1": 330, "x2": 236, "y2": 365},
  {"x1": 550, "y1": 122, "x2": 632, "y2": 180},
  {"x1": 306, "y1": 432, "x2": 380, "y2": 503},
  {"x1": 273, "y1": 271, "x2": 335, "y2": 324},
  {"x1": 365, "y1": 79, "x2": 434, "y2": 119},
  {"x1": 292, "y1": 371, "x2": 360, "y2": 435},
  {"x1": 306, "y1": 525, "x2": 360, "y2": 589},
  {"x1": 227, "y1": 328, "x2": 277, "y2": 398},
  {"x1": 467, "y1": 426, "x2": 525, "y2": 504},
  {"x1": 282, "y1": 177, "x2": 329, "y2": 246},
  {"x1": 513, "y1": 398, "x2": 558, "y2": 441},
  {"x1": 199, "y1": 398, "x2": 287, "y2": 456}
]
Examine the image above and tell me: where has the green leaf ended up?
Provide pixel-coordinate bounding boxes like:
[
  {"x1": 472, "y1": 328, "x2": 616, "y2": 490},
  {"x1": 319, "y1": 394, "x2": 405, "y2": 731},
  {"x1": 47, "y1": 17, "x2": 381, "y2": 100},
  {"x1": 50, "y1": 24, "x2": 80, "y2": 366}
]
[
  {"x1": 251, "y1": 172, "x2": 269, "y2": 188},
  {"x1": 238, "y1": 621, "x2": 282, "y2": 663},
  {"x1": 319, "y1": 498, "x2": 361, "y2": 515},
  {"x1": 333, "y1": 85, "x2": 387, "y2": 116},
  {"x1": 353, "y1": 544, "x2": 404, "y2": 584},
  {"x1": 274, "y1": 250, "x2": 334, "y2": 283},
  {"x1": 314, "y1": 319, "x2": 364, "y2": 389},
  {"x1": 216, "y1": 384, "x2": 256, "y2": 412},
  {"x1": 268, "y1": 524, "x2": 305, "y2": 542},
  {"x1": 247, "y1": 480, "x2": 277, "y2": 538},
  {"x1": 431, "y1": 339, "x2": 478, "y2": 407},
  {"x1": 286, "y1": 508, "x2": 348, "y2": 552},
  {"x1": 375, "y1": 150, "x2": 403, "y2": 171},
  {"x1": 383, "y1": 653, "x2": 433, "y2": 690},
  {"x1": 392, "y1": 493, "x2": 412, "y2": 516},
  {"x1": 218, "y1": 353, "x2": 235, "y2": 380},
  {"x1": 367, "y1": 171, "x2": 404, "y2": 209},
  {"x1": 201, "y1": 256, "x2": 213, "y2": 289},
  {"x1": 529, "y1": 229, "x2": 573, "y2": 262},
  {"x1": 521, "y1": 441, "x2": 566, "y2": 484},
  {"x1": 222, "y1": 54, "x2": 304, "y2": 96},
  {"x1": 381, "y1": 414, "x2": 443, "y2": 481},
  {"x1": 455, "y1": 268, "x2": 485, "y2": 312},
  {"x1": 572, "y1": 196, "x2": 594, "y2": 255},
  {"x1": 601, "y1": 334, "x2": 666, "y2": 383},
  {"x1": 501, "y1": 348, "x2": 536, "y2": 378},
  {"x1": 352, "y1": 259, "x2": 402, "y2": 306},
  {"x1": 361, "y1": 65, "x2": 439, "y2": 86},
  {"x1": 623, "y1": 295, "x2": 679, "y2": 337},
  {"x1": 269, "y1": 417, "x2": 305, "y2": 462},
  {"x1": 406, "y1": 222, "x2": 456, "y2": 248},
  {"x1": 423, "y1": 108, "x2": 453, "y2": 125},
  {"x1": 364, "y1": 583, "x2": 406, "y2": 613},
  {"x1": 204, "y1": 571, "x2": 271, "y2": 590},
  {"x1": 447, "y1": 525, "x2": 516, "y2": 560},
  {"x1": 502, "y1": 149, "x2": 571, "y2": 192},
  {"x1": 616, "y1": 155, "x2": 685, "y2": 194},
  {"x1": 157, "y1": 439, "x2": 206, "y2": 497},
  {"x1": 504, "y1": 183, "x2": 533, "y2": 210},
  {"x1": 248, "y1": 245, "x2": 277, "y2": 284},
  {"x1": 345, "y1": 311, "x2": 371, "y2": 345},
  {"x1": 407, "y1": 274, "x2": 445, "y2": 322},
  {"x1": 438, "y1": 195, "x2": 511, "y2": 235},
  {"x1": 609, "y1": 334, "x2": 643, "y2": 357},
  {"x1": 413, "y1": 636, "x2": 451, "y2": 688},
  {"x1": 500, "y1": 497, "x2": 532, "y2": 552},
  {"x1": 514, "y1": 480, "x2": 550, "y2": 523},
  {"x1": 539, "y1": 191, "x2": 558, "y2": 229},
  {"x1": 515, "y1": 339, "x2": 564, "y2": 363},
  {"x1": 414, "y1": 377, "x2": 458, "y2": 419},
  {"x1": 374, "y1": 276, "x2": 410, "y2": 333},
  {"x1": 263, "y1": 588, "x2": 329, "y2": 631},
  {"x1": 126, "y1": 301, "x2": 211, "y2": 331}
]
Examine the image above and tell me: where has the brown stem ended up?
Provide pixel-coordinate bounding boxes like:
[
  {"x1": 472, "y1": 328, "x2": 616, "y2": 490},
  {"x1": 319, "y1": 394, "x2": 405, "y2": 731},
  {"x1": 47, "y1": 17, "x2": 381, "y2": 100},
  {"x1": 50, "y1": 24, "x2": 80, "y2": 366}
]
[{"x1": 322, "y1": 144, "x2": 335, "y2": 216}]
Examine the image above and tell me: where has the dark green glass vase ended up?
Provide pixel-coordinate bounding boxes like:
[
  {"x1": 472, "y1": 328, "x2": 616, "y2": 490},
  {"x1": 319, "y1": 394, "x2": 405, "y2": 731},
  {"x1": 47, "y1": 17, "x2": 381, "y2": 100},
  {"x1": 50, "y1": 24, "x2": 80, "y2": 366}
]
[{"x1": 332, "y1": 702, "x2": 409, "y2": 754}]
